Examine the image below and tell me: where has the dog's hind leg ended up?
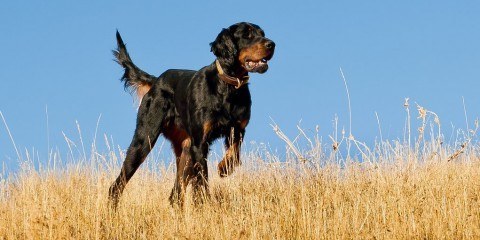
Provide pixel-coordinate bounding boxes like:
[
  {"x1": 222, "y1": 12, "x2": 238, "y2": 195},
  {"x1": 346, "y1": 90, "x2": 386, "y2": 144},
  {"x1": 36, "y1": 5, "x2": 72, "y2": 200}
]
[{"x1": 108, "y1": 91, "x2": 167, "y2": 209}]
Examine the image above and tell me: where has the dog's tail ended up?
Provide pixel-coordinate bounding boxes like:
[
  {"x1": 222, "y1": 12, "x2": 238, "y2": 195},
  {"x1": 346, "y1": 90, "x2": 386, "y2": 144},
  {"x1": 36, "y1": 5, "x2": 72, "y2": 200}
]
[{"x1": 113, "y1": 30, "x2": 156, "y2": 102}]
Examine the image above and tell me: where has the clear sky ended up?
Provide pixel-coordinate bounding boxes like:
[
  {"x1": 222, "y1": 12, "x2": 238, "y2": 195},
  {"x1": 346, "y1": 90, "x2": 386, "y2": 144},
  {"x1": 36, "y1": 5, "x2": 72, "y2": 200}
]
[{"x1": 1, "y1": 1, "x2": 480, "y2": 172}]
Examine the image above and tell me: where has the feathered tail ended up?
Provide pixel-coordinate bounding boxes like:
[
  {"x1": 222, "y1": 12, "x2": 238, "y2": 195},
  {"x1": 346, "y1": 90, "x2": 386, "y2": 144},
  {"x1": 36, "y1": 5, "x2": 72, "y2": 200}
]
[{"x1": 113, "y1": 30, "x2": 156, "y2": 101}]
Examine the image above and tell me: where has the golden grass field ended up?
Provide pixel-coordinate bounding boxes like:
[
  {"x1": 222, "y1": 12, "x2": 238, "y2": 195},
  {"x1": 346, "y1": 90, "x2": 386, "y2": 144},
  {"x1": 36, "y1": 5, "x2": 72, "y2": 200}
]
[{"x1": 1, "y1": 105, "x2": 480, "y2": 239}]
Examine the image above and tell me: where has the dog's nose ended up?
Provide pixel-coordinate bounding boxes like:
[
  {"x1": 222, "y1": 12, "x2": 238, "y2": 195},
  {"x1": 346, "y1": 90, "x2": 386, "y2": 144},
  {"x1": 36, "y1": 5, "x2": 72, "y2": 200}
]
[{"x1": 265, "y1": 40, "x2": 275, "y2": 50}]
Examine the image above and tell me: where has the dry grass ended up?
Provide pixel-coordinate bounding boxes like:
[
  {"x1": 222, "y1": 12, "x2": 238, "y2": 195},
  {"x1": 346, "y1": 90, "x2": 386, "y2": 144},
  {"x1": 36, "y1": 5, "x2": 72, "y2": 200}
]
[
  {"x1": 1, "y1": 142, "x2": 480, "y2": 239},
  {"x1": 1, "y1": 105, "x2": 480, "y2": 239}
]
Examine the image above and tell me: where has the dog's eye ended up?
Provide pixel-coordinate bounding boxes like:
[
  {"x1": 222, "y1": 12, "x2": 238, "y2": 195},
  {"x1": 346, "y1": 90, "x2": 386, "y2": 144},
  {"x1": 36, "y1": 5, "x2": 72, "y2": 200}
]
[{"x1": 243, "y1": 32, "x2": 253, "y2": 39}]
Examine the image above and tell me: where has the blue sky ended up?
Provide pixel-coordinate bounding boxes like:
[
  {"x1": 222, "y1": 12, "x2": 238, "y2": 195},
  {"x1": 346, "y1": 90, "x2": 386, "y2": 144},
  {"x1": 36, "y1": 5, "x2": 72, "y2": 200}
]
[{"x1": 1, "y1": 1, "x2": 480, "y2": 172}]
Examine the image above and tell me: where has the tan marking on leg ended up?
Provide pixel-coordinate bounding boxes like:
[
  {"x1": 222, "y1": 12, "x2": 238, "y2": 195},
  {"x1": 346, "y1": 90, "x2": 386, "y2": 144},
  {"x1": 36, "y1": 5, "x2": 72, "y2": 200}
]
[
  {"x1": 218, "y1": 141, "x2": 241, "y2": 177},
  {"x1": 239, "y1": 119, "x2": 249, "y2": 129},
  {"x1": 202, "y1": 121, "x2": 214, "y2": 142}
]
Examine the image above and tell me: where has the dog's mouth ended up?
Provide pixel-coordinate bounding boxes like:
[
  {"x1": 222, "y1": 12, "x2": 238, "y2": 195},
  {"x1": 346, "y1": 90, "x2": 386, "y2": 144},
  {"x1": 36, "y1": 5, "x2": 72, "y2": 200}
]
[
  {"x1": 245, "y1": 58, "x2": 268, "y2": 72},
  {"x1": 244, "y1": 53, "x2": 273, "y2": 74}
]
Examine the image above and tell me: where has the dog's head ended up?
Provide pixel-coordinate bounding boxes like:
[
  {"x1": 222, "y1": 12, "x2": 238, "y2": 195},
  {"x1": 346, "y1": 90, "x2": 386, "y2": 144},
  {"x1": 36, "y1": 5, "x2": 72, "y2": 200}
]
[{"x1": 210, "y1": 22, "x2": 275, "y2": 74}]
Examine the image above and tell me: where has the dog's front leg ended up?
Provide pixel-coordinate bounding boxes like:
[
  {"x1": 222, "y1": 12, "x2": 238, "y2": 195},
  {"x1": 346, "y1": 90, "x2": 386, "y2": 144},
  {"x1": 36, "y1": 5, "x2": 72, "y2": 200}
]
[
  {"x1": 218, "y1": 127, "x2": 244, "y2": 177},
  {"x1": 191, "y1": 143, "x2": 210, "y2": 204}
]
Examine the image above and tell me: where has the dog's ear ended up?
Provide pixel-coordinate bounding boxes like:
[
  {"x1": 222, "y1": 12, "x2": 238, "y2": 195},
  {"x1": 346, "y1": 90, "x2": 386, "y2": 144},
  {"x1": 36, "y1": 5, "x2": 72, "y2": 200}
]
[{"x1": 210, "y1": 28, "x2": 237, "y2": 67}]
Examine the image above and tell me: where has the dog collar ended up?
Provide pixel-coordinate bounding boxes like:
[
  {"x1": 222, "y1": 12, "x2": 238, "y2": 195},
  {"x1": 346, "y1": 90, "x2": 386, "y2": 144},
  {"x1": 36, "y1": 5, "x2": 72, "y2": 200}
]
[{"x1": 215, "y1": 60, "x2": 249, "y2": 89}]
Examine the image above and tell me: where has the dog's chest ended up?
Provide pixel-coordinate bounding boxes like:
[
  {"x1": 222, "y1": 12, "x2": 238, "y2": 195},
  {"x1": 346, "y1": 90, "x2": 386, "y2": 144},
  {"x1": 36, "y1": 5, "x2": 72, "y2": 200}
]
[
  {"x1": 217, "y1": 93, "x2": 250, "y2": 125},
  {"x1": 209, "y1": 89, "x2": 251, "y2": 133}
]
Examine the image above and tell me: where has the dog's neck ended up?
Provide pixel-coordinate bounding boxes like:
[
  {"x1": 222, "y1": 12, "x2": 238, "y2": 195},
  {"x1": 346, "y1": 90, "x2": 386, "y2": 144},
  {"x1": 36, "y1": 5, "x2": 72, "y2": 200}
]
[{"x1": 215, "y1": 60, "x2": 249, "y2": 89}]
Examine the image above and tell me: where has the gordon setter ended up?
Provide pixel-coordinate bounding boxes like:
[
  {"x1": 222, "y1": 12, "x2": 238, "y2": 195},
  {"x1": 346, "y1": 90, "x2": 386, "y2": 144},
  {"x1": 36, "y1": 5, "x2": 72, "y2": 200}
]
[{"x1": 108, "y1": 22, "x2": 275, "y2": 208}]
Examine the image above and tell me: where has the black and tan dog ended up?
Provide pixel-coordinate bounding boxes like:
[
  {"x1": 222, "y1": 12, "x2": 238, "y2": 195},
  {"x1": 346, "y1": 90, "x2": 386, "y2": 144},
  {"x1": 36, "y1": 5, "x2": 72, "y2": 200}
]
[{"x1": 109, "y1": 22, "x2": 275, "y2": 208}]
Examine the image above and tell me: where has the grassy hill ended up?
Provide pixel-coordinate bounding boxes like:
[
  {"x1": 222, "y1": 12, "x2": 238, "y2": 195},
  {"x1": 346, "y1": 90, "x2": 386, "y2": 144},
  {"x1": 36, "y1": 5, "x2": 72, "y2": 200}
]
[{"x1": 1, "y1": 105, "x2": 480, "y2": 239}]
